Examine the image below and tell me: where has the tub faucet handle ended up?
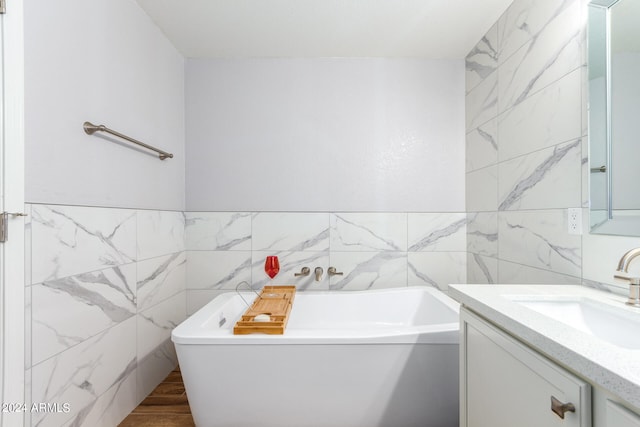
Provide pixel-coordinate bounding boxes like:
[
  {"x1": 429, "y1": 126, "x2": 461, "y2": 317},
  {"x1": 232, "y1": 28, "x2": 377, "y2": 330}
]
[
  {"x1": 328, "y1": 267, "x2": 343, "y2": 277},
  {"x1": 314, "y1": 266, "x2": 323, "y2": 281},
  {"x1": 295, "y1": 267, "x2": 310, "y2": 277}
]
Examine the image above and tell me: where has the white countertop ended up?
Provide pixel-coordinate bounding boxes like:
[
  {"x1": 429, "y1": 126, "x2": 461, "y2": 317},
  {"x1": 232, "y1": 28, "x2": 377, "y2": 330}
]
[{"x1": 449, "y1": 284, "x2": 640, "y2": 411}]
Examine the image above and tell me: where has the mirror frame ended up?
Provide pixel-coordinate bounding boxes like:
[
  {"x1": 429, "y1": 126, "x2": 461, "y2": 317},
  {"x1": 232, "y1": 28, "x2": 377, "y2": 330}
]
[{"x1": 588, "y1": 0, "x2": 640, "y2": 236}]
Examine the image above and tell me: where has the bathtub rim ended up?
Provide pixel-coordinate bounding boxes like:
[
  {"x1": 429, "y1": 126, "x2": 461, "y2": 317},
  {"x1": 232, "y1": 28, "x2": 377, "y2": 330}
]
[{"x1": 172, "y1": 286, "x2": 460, "y2": 345}]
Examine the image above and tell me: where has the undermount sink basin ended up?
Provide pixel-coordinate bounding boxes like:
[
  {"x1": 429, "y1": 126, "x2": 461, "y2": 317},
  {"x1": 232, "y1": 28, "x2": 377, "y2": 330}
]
[{"x1": 509, "y1": 296, "x2": 640, "y2": 350}]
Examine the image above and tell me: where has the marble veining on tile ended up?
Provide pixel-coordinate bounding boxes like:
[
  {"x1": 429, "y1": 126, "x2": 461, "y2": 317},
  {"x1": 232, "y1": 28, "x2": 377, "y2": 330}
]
[
  {"x1": 136, "y1": 339, "x2": 179, "y2": 404},
  {"x1": 408, "y1": 213, "x2": 467, "y2": 252},
  {"x1": 466, "y1": 119, "x2": 498, "y2": 172},
  {"x1": 137, "y1": 210, "x2": 185, "y2": 260},
  {"x1": 408, "y1": 262, "x2": 439, "y2": 288},
  {"x1": 284, "y1": 228, "x2": 330, "y2": 252},
  {"x1": 186, "y1": 251, "x2": 252, "y2": 290},
  {"x1": 252, "y1": 212, "x2": 329, "y2": 252},
  {"x1": 498, "y1": 139, "x2": 581, "y2": 211},
  {"x1": 31, "y1": 265, "x2": 137, "y2": 366},
  {"x1": 408, "y1": 252, "x2": 466, "y2": 290},
  {"x1": 137, "y1": 252, "x2": 187, "y2": 312},
  {"x1": 498, "y1": 68, "x2": 581, "y2": 162},
  {"x1": 498, "y1": 210, "x2": 581, "y2": 276},
  {"x1": 498, "y1": 0, "x2": 543, "y2": 62},
  {"x1": 31, "y1": 205, "x2": 137, "y2": 284},
  {"x1": 580, "y1": 139, "x2": 589, "y2": 208},
  {"x1": 582, "y1": 278, "x2": 615, "y2": 293},
  {"x1": 137, "y1": 294, "x2": 186, "y2": 360},
  {"x1": 498, "y1": 259, "x2": 581, "y2": 284},
  {"x1": 469, "y1": 253, "x2": 496, "y2": 284},
  {"x1": 329, "y1": 252, "x2": 407, "y2": 290},
  {"x1": 498, "y1": 0, "x2": 582, "y2": 112},
  {"x1": 466, "y1": 23, "x2": 498, "y2": 93},
  {"x1": 330, "y1": 213, "x2": 407, "y2": 252},
  {"x1": 467, "y1": 212, "x2": 499, "y2": 257},
  {"x1": 466, "y1": 72, "x2": 498, "y2": 132},
  {"x1": 185, "y1": 212, "x2": 252, "y2": 250},
  {"x1": 26, "y1": 203, "x2": 193, "y2": 427},
  {"x1": 464, "y1": 0, "x2": 590, "y2": 284},
  {"x1": 498, "y1": 0, "x2": 576, "y2": 64},
  {"x1": 63, "y1": 370, "x2": 137, "y2": 427},
  {"x1": 31, "y1": 318, "x2": 137, "y2": 427}
]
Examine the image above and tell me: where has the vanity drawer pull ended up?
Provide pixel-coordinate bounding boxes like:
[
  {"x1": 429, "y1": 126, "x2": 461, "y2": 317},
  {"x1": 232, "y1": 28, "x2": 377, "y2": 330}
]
[{"x1": 551, "y1": 396, "x2": 576, "y2": 419}]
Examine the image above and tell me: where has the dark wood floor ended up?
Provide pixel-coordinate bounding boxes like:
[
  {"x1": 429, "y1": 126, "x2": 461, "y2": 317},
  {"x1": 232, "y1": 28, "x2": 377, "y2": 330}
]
[{"x1": 119, "y1": 367, "x2": 195, "y2": 427}]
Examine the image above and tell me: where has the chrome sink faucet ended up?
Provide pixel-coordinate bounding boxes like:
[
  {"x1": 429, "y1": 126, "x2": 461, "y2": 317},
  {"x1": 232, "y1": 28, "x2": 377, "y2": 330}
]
[{"x1": 614, "y1": 247, "x2": 640, "y2": 307}]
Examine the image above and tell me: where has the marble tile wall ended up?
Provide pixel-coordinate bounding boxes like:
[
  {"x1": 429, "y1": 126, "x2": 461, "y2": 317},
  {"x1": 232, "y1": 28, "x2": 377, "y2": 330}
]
[
  {"x1": 185, "y1": 212, "x2": 467, "y2": 314},
  {"x1": 465, "y1": 0, "x2": 586, "y2": 285},
  {"x1": 25, "y1": 204, "x2": 186, "y2": 427},
  {"x1": 24, "y1": 204, "x2": 469, "y2": 424}
]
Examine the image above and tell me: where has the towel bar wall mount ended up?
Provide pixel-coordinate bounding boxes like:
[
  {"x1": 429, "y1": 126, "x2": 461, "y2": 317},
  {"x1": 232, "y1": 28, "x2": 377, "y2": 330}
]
[{"x1": 83, "y1": 121, "x2": 174, "y2": 160}]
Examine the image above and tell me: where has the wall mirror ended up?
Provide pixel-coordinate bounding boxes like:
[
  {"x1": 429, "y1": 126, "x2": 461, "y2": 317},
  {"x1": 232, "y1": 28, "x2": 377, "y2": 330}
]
[{"x1": 588, "y1": 0, "x2": 640, "y2": 236}]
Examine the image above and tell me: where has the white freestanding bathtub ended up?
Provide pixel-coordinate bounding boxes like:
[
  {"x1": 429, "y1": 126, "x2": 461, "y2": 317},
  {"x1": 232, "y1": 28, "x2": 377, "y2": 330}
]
[{"x1": 172, "y1": 286, "x2": 460, "y2": 427}]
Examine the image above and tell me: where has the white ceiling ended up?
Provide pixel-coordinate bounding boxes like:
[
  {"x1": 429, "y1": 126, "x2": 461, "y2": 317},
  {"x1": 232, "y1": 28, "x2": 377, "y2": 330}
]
[{"x1": 135, "y1": 0, "x2": 513, "y2": 59}]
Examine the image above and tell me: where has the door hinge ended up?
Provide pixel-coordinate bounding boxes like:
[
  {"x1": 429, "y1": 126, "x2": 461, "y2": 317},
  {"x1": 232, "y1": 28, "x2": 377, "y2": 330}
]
[
  {"x1": 0, "y1": 0, "x2": 6, "y2": 15},
  {"x1": 0, "y1": 212, "x2": 28, "y2": 243}
]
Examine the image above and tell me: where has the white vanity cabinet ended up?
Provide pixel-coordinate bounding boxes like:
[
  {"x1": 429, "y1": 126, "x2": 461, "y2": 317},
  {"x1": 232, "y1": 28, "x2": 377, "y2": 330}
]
[
  {"x1": 604, "y1": 400, "x2": 640, "y2": 427},
  {"x1": 460, "y1": 307, "x2": 592, "y2": 427}
]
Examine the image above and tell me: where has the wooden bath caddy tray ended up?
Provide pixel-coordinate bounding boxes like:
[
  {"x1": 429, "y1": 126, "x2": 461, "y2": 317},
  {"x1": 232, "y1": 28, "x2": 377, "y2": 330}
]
[{"x1": 233, "y1": 285, "x2": 296, "y2": 335}]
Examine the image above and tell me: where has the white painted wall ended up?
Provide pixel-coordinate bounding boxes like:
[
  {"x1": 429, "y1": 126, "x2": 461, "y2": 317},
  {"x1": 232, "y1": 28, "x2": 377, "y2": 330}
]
[
  {"x1": 185, "y1": 58, "x2": 465, "y2": 212},
  {"x1": 24, "y1": 0, "x2": 185, "y2": 211}
]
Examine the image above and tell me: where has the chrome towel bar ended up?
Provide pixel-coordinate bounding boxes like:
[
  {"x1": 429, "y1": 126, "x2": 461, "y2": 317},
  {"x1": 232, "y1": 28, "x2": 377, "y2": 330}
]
[{"x1": 83, "y1": 121, "x2": 174, "y2": 160}]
